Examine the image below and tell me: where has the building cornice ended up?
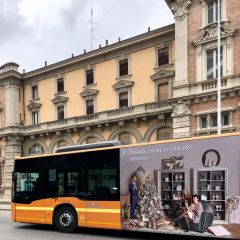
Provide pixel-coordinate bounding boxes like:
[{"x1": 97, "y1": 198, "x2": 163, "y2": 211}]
[
  {"x1": 151, "y1": 69, "x2": 175, "y2": 81},
  {"x1": 112, "y1": 80, "x2": 134, "y2": 90},
  {"x1": 192, "y1": 22, "x2": 237, "y2": 46},
  {"x1": 22, "y1": 24, "x2": 175, "y2": 81},
  {"x1": 195, "y1": 107, "x2": 237, "y2": 116},
  {"x1": 0, "y1": 70, "x2": 22, "y2": 83},
  {"x1": 80, "y1": 89, "x2": 99, "y2": 98},
  {"x1": 27, "y1": 102, "x2": 42, "y2": 111},
  {"x1": 0, "y1": 126, "x2": 23, "y2": 138},
  {"x1": 51, "y1": 95, "x2": 69, "y2": 105}
]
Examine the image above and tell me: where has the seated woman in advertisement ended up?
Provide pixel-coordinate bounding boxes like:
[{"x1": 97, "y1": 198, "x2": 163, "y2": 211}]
[
  {"x1": 174, "y1": 188, "x2": 191, "y2": 225},
  {"x1": 175, "y1": 194, "x2": 203, "y2": 231}
]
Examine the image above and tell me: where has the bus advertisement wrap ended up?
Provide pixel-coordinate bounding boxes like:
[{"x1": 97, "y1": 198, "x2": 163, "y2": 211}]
[
  {"x1": 120, "y1": 135, "x2": 240, "y2": 238},
  {"x1": 12, "y1": 134, "x2": 240, "y2": 238}
]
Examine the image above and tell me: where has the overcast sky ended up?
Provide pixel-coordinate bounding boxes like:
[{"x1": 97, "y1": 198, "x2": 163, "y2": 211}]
[{"x1": 0, "y1": 0, "x2": 174, "y2": 72}]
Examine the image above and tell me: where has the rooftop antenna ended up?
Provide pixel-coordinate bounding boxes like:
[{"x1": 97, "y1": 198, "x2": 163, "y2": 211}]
[
  {"x1": 89, "y1": 8, "x2": 98, "y2": 51},
  {"x1": 90, "y1": 8, "x2": 94, "y2": 51}
]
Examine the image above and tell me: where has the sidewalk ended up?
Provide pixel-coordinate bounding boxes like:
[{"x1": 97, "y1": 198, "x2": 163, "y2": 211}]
[{"x1": 0, "y1": 210, "x2": 11, "y2": 221}]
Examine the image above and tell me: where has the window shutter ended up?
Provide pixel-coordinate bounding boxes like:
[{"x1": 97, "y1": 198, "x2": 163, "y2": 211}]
[
  {"x1": 158, "y1": 84, "x2": 168, "y2": 101},
  {"x1": 157, "y1": 128, "x2": 172, "y2": 141}
]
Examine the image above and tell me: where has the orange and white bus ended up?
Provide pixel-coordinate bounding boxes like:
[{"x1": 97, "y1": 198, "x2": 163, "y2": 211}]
[{"x1": 11, "y1": 134, "x2": 240, "y2": 238}]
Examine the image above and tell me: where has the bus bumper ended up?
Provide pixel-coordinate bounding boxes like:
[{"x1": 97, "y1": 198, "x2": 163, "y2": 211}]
[{"x1": 11, "y1": 203, "x2": 16, "y2": 222}]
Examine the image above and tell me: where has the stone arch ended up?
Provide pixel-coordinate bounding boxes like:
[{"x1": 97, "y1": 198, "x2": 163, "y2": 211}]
[
  {"x1": 25, "y1": 140, "x2": 48, "y2": 156},
  {"x1": 77, "y1": 131, "x2": 105, "y2": 145},
  {"x1": 144, "y1": 123, "x2": 173, "y2": 142},
  {"x1": 49, "y1": 135, "x2": 74, "y2": 153},
  {"x1": 108, "y1": 126, "x2": 142, "y2": 144}
]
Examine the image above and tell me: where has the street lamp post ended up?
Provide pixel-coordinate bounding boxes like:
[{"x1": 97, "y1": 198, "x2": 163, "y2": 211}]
[{"x1": 217, "y1": 0, "x2": 221, "y2": 135}]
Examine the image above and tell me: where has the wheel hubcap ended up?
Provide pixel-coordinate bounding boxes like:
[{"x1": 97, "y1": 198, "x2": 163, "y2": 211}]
[{"x1": 59, "y1": 212, "x2": 73, "y2": 227}]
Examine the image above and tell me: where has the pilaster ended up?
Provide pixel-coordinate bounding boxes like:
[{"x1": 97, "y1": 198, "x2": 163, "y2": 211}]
[
  {"x1": 171, "y1": 101, "x2": 191, "y2": 138},
  {"x1": 2, "y1": 135, "x2": 22, "y2": 198},
  {"x1": 171, "y1": 0, "x2": 191, "y2": 88}
]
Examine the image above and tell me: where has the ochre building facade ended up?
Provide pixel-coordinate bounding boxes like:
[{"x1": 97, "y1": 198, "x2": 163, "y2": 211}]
[{"x1": 0, "y1": 0, "x2": 240, "y2": 206}]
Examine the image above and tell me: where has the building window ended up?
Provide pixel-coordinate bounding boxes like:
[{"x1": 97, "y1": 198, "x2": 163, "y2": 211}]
[
  {"x1": 57, "y1": 106, "x2": 64, "y2": 120},
  {"x1": 86, "y1": 100, "x2": 94, "y2": 115},
  {"x1": 199, "y1": 111, "x2": 231, "y2": 130},
  {"x1": 200, "y1": 115, "x2": 208, "y2": 129},
  {"x1": 158, "y1": 83, "x2": 168, "y2": 101},
  {"x1": 119, "y1": 132, "x2": 130, "y2": 145},
  {"x1": 57, "y1": 140, "x2": 68, "y2": 148},
  {"x1": 32, "y1": 111, "x2": 39, "y2": 125},
  {"x1": 32, "y1": 85, "x2": 38, "y2": 99},
  {"x1": 119, "y1": 59, "x2": 128, "y2": 77},
  {"x1": 157, "y1": 128, "x2": 172, "y2": 141},
  {"x1": 158, "y1": 48, "x2": 169, "y2": 66},
  {"x1": 57, "y1": 78, "x2": 64, "y2": 93},
  {"x1": 86, "y1": 137, "x2": 97, "y2": 144},
  {"x1": 207, "y1": 0, "x2": 221, "y2": 24},
  {"x1": 211, "y1": 114, "x2": 217, "y2": 127},
  {"x1": 207, "y1": 47, "x2": 223, "y2": 80},
  {"x1": 86, "y1": 69, "x2": 94, "y2": 85},
  {"x1": 29, "y1": 144, "x2": 44, "y2": 155},
  {"x1": 119, "y1": 92, "x2": 128, "y2": 108},
  {"x1": 222, "y1": 112, "x2": 229, "y2": 126}
]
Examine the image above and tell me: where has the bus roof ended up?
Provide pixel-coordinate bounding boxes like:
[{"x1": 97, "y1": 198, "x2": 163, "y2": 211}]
[
  {"x1": 55, "y1": 140, "x2": 121, "y2": 153},
  {"x1": 15, "y1": 132, "x2": 240, "y2": 160}
]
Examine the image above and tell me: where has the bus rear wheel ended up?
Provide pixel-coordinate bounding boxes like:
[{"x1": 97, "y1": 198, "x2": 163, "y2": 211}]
[{"x1": 55, "y1": 206, "x2": 78, "y2": 233}]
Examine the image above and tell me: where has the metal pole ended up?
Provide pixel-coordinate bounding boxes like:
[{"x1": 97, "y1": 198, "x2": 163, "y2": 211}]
[
  {"x1": 217, "y1": 0, "x2": 221, "y2": 134},
  {"x1": 91, "y1": 8, "x2": 93, "y2": 51}
]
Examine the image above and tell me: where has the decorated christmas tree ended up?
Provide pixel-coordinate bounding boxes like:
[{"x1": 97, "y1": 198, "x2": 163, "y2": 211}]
[{"x1": 131, "y1": 171, "x2": 166, "y2": 229}]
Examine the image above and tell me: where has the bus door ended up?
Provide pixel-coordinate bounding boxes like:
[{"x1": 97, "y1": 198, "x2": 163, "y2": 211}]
[
  {"x1": 14, "y1": 172, "x2": 45, "y2": 224},
  {"x1": 85, "y1": 162, "x2": 121, "y2": 230},
  {"x1": 44, "y1": 168, "x2": 87, "y2": 227}
]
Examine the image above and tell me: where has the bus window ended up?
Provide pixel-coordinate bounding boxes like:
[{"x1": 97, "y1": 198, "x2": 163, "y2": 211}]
[
  {"x1": 58, "y1": 173, "x2": 64, "y2": 195},
  {"x1": 67, "y1": 172, "x2": 78, "y2": 194},
  {"x1": 16, "y1": 172, "x2": 39, "y2": 192},
  {"x1": 13, "y1": 172, "x2": 40, "y2": 203},
  {"x1": 45, "y1": 169, "x2": 81, "y2": 197},
  {"x1": 87, "y1": 163, "x2": 118, "y2": 200},
  {"x1": 85, "y1": 149, "x2": 120, "y2": 201}
]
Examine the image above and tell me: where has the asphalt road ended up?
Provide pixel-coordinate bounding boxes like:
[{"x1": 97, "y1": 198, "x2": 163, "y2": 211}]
[{"x1": 0, "y1": 211, "x2": 217, "y2": 240}]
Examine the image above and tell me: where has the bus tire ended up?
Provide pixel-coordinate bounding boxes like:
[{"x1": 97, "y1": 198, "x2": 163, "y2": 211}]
[{"x1": 54, "y1": 206, "x2": 78, "y2": 233}]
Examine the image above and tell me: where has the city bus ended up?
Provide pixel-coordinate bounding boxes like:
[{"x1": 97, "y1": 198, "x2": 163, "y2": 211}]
[{"x1": 12, "y1": 133, "x2": 240, "y2": 238}]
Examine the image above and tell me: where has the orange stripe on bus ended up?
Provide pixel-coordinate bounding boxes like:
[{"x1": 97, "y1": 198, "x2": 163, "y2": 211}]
[
  {"x1": 16, "y1": 207, "x2": 54, "y2": 211},
  {"x1": 16, "y1": 217, "x2": 42, "y2": 221},
  {"x1": 87, "y1": 221, "x2": 120, "y2": 226},
  {"x1": 16, "y1": 206, "x2": 120, "y2": 214},
  {"x1": 76, "y1": 208, "x2": 120, "y2": 213}
]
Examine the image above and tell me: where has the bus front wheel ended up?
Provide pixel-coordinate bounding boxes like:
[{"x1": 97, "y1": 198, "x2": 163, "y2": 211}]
[{"x1": 54, "y1": 206, "x2": 78, "y2": 233}]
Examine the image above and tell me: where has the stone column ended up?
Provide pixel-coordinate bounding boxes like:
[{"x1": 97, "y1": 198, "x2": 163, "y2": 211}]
[
  {"x1": 171, "y1": 0, "x2": 191, "y2": 97},
  {"x1": 171, "y1": 101, "x2": 191, "y2": 138},
  {"x1": 3, "y1": 136, "x2": 22, "y2": 199},
  {"x1": 5, "y1": 83, "x2": 20, "y2": 126}
]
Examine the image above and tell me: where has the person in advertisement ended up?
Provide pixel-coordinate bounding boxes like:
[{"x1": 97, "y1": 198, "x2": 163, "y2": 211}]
[
  {"x1": 175, "y1": 194, "x2": 203, "y2": 231},
  {"x1": 129, "y1": 174, "x2": 138, "y2": 219}
]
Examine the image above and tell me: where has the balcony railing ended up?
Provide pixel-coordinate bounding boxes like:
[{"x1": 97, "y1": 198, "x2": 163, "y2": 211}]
[
  {"x1": 23, "y1": 101, "x2": 173, "y2": 134},
  {"x1": 197, "y1": 75, "x2": 240, "y2": 93},
  {"x1": 201, "y1": 79, "x2": 227, "y2": 91}
]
